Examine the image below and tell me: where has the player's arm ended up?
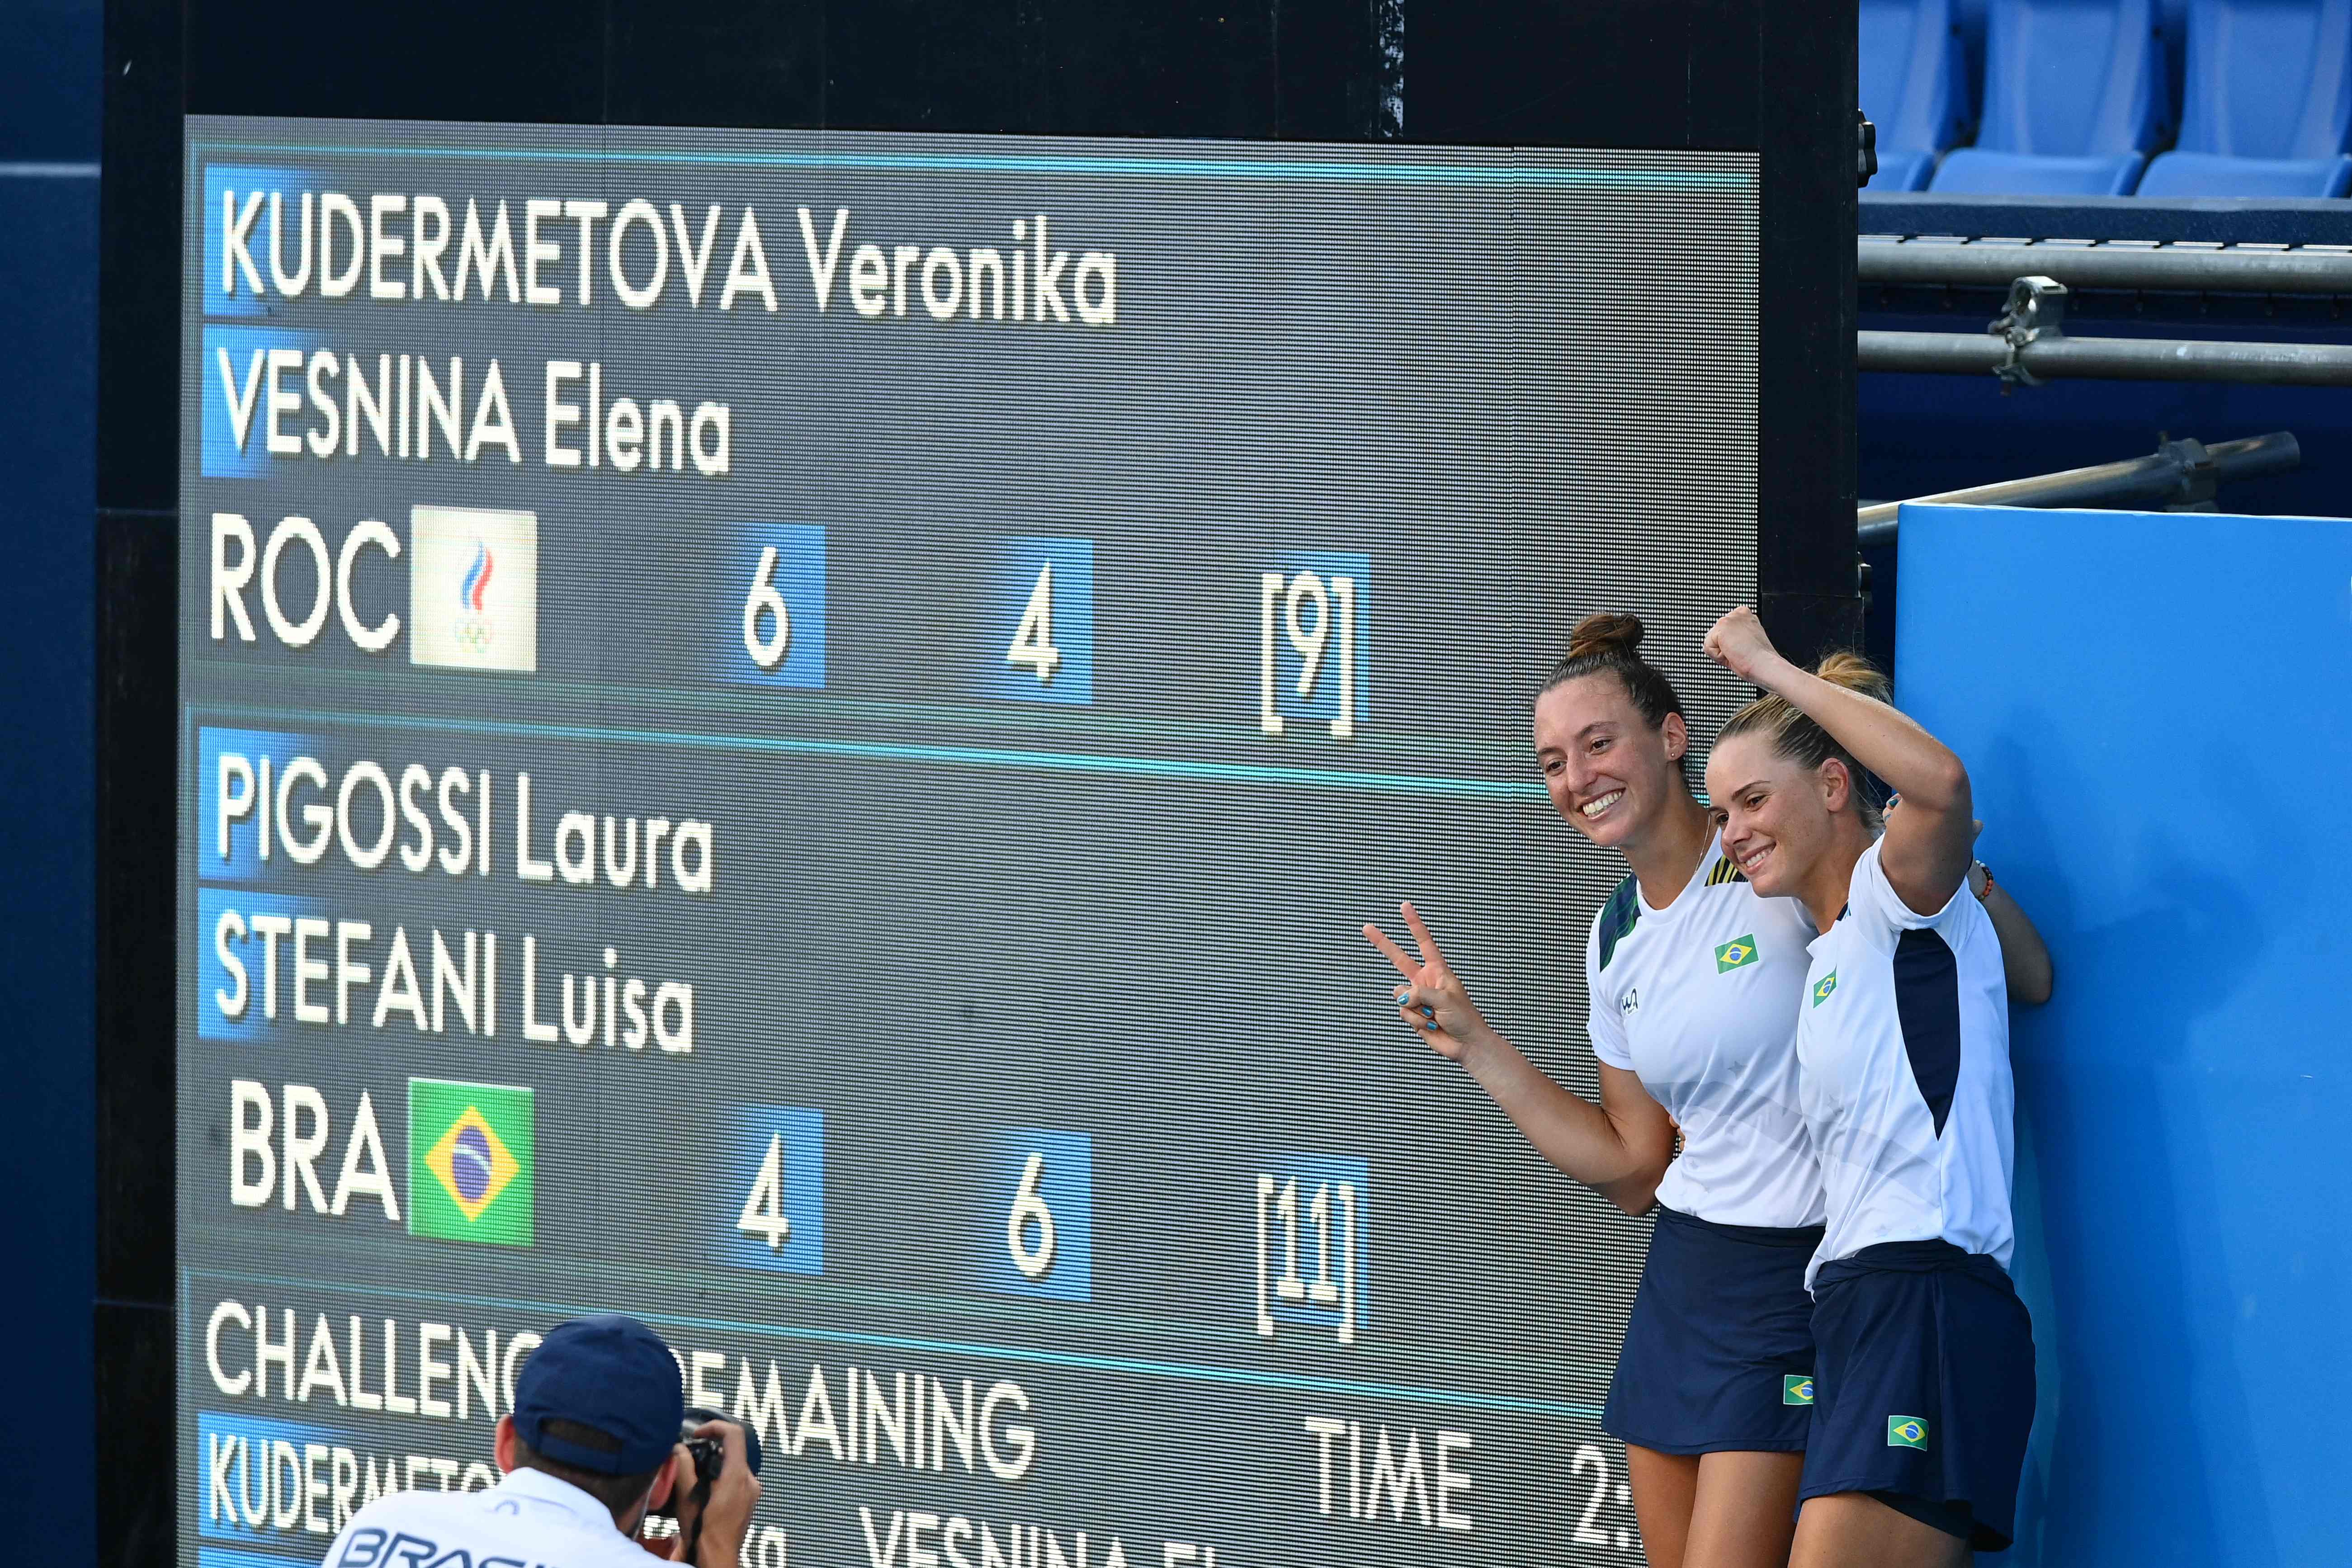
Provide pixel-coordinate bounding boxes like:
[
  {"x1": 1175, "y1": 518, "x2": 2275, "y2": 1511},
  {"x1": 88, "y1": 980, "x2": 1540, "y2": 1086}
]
[
  {"x1": 1703, "y1": 607, "x2": 1974, "y2": 914},
  {"x1": 1365, "y1": 904, "x2": 1676, "y2": 1215},
  {"x1": 1975, "y1": 864, "x2": 2055, "y2": 1005},
  {"x1": 1464, "y1": 1044, "x2": 1678, "y2": 1214},
  {"x1": 1887, "y1": 798, "x2": 2058, "y2": 1007}
]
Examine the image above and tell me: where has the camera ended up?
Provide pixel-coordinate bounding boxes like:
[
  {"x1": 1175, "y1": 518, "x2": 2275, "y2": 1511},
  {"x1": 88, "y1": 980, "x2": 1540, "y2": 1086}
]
[{"x1": 651, "y1": 1406, "x2": 765, "y2": 1519}]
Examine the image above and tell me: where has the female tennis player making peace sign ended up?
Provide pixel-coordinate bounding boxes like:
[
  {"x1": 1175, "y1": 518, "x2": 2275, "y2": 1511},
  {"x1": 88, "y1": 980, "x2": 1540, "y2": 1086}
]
[
  {"x1": 1365, "y1": 614, "x2": 2049, "y2": 1568},
  {"x1": 1365, "y1": 613, "x2": 1831, "y2": 1568},
  {"x1": 1700, "y1": 607, "x2": 2034, "y2": 1567}
]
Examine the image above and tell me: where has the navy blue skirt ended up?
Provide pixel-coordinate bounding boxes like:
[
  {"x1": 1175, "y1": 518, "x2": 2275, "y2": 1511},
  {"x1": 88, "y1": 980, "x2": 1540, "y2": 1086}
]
[
  {"x1": 1602, "y1": 1204, "x2": 1823, "y2": 1455},
  {"x1": 1799, "y1": 1240, "x2": 2036, "y2": 1551}
]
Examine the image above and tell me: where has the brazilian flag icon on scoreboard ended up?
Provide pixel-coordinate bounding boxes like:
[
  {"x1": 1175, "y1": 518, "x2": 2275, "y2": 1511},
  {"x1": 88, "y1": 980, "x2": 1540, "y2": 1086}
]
[{"x1": 409, "y1": 1079, "x2": 534, "y2": 1247}]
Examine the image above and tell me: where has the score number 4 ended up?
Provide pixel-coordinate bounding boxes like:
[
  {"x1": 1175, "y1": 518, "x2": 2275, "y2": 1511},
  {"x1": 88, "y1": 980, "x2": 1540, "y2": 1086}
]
[
  {"x1": 1006, "y1": 565, "x2": 1062, "y2": 683},
  {"x1": 716, "y1": 1106, "x2": 824, "y2": 1276},
  {"x1": 1260, "y1": 565, "x2": 1363, "y2": 739},
  {"x1": 986, "y1": 538, "x2": 1094, "y2": 706},
  {"x1": 737, "y1": 1131, "x2": 794, "y2": 1251}
]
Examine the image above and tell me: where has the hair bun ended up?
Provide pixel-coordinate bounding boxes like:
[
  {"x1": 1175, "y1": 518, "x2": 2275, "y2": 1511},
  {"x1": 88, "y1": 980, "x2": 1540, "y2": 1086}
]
[
  {"x1": 1565, "y1": 612, "x2": 1645, "y2": 662},
  {"x1": 1814, "y1": 650, "x2": 1893, "y2": 704}
]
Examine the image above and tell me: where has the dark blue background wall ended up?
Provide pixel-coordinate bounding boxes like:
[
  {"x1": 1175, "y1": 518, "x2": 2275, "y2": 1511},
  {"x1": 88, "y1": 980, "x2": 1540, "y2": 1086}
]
[
  {"x1": 0, "y1": 0, "x2": 100, "y2": 1559},
  {"x1": 1896, "y1": 504, "x2": 2351, "y2": 1567}
]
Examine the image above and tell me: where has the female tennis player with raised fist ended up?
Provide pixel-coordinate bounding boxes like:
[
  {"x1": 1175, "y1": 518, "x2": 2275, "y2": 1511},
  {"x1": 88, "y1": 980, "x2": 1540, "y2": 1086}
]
[{"x1": 1700, "y1": 606, "x2": 2035, "y2": 1567}]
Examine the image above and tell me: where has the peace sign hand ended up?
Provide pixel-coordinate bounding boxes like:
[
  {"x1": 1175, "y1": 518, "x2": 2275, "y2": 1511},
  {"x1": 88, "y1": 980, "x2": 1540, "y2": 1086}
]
[{"x1": 1362, "y1": 901, "x2": 1492, "y2": 1065}]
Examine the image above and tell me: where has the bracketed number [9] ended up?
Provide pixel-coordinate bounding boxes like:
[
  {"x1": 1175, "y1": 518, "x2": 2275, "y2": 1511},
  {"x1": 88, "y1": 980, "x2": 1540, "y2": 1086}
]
[
  {"x1": 1007, "y1": 1152, "x2": 1058, "y2": 1279},
  {"x1": 743, "y1": 546, "x2": 793, "y2": 670}
]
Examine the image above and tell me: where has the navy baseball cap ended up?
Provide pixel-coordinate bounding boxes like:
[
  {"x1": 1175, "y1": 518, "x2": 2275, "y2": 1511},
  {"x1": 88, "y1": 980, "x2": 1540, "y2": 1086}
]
[{"x1": 512, "y1": 1315, "x2": 685, "y2": 1474}]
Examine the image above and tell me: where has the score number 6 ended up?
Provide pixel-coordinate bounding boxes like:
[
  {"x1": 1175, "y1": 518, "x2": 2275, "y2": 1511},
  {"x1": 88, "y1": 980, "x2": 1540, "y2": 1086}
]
[
  {"x1": 743, "y1": 546, "x2": 792, "y2": 669},
  {"x1": 1006, "y1": 1152, "x2": 1057, "y2": 1280}
]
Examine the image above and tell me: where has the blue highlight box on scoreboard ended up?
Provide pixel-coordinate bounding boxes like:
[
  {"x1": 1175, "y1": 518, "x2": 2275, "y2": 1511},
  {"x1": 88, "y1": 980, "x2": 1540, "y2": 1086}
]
[
  {"x1": 980, "y1": 536, "x2": 1095, "y2": 706},
  {"x1": 197, "y1": 885, "x2": 332, "y2": 1041},
  {"x1": 713, "y1": 1105, "x2": 827, "y2": 1276},
  {"x1": 716, "y1": 524, "x2": 828, "y2": 691},
  {"x1": 200, "y1": 325, "x2": 324, "y2": 479},
  {"x1": 980, "y1": 1127, "x2": 1094, "y2": 1302},
  {"x1": 196, "y1": 727, "x2": 314, "y2": 882}
]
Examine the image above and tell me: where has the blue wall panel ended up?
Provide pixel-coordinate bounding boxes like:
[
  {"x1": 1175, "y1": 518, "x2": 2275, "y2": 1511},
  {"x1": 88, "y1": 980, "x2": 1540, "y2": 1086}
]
[
  {"x1": 1895, "y1": 504, "x2": 2351, "y2": 1567},
  {"x1": 0, "y1": 169, "x2": 96, "y2": 1567},
  {"x1": 0, "y1": 0, "x2": 99, "y2": 1557}
]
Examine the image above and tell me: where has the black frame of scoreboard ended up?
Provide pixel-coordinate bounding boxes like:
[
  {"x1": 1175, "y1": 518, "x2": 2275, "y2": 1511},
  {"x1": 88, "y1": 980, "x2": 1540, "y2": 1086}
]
[{"x1": 93, "y1": 2, "x2": 1858, "y2": 1560}]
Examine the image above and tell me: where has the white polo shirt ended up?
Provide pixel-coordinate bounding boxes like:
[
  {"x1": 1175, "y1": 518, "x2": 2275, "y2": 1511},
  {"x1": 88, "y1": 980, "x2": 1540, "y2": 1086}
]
[
  {"x1": 1798, "y1": 838, "x2": 2016, "y2": 1289},
  {"x1": 1586, "y1": 835, "x2": 1825, "y2": 1228},
  {"x1": 319, "y1": 1465, "x2": 659, "y2": 1568}
]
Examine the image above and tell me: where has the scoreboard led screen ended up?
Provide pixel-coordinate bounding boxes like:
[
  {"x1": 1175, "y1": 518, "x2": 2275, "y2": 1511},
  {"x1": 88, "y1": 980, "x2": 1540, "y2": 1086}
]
[{"x1": 179, "y1": 117, "x2": 1762, "y2": 1567}]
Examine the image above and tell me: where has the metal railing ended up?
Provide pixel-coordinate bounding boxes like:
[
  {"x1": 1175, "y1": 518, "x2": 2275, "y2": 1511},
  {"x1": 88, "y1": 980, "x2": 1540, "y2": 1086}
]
[
  {"x1": 1857, "y1": 237, "x2": 2352, "y2": 387},
  {"x1": 1855, "y1": 432, "x2": 2302, "y2": 545},
  {"x1": 1858, "y1": 238, "x2": 2352, "y2": 295},
  {"x1": 1857, "y1": 329, "x2": 2352, "y2": 385}
]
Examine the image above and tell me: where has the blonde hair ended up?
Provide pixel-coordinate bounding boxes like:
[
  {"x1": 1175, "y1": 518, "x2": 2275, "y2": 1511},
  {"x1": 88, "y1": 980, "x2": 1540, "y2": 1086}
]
[{"x1": 1715, "y1": 652, "x2": 1892, "y2": 830}]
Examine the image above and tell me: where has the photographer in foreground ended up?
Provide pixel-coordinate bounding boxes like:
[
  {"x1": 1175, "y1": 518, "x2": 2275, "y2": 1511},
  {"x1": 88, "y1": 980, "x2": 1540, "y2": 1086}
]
[{"x1": 319, "y1": 1314, "x2": 763, "y2": 1568}]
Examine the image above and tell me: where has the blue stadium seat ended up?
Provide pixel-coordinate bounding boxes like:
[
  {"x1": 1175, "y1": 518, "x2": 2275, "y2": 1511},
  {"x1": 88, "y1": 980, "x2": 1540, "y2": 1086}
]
[
  {"x1": 2138, "y1": 0, "x2": 2352, "y2": 197},
  {"x1": 1863, "y1": 0, "x2": 1969, "y2": 189},
  {"x1": 1932, "y1": 0, "x2": 2169, "y2": 194}
]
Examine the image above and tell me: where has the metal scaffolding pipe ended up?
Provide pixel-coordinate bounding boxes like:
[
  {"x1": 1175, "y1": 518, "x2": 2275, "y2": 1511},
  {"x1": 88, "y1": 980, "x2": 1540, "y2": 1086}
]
[
  {"x1": 1855, "y1": 431, "x2": 2301, "y2": 543},
  {"x1": 1858, "y1": 239, "x2": 2352, "y2": 294},
  {"x1": 1859, "y1": 330, "x2": 2352, "y2": 384}
]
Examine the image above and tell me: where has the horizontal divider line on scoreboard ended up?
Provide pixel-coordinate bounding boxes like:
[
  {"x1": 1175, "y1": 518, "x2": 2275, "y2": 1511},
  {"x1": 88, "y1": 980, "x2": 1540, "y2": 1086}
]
[
  {"x1": 186, "y1": 1267, "x2": 1606, "y2": 1423},
  {"x1": 198, "y1": 663, "x2": 1542, "y2": 771},
  {"x1": 189, "y1": 141, "x2": 1756, "y2": 189},
  {"x1": 196, "y1": 703, "x2": 1548, "y2": 801}
]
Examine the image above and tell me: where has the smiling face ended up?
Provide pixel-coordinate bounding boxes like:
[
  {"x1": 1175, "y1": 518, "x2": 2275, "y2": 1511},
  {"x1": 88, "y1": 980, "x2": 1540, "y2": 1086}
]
[
  {"x1": 1533, "y1": 673, "x2": 1689, "y2": 851},
  {"x1": 1703, "y1": 731, "x2": 1853, "y2": 898}
]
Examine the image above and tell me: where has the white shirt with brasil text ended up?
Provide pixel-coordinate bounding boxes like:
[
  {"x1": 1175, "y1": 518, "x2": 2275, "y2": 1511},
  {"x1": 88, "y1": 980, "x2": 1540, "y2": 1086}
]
[{"x1": 319, "y1": 1465, "x2": 661, "y2": 1568}]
